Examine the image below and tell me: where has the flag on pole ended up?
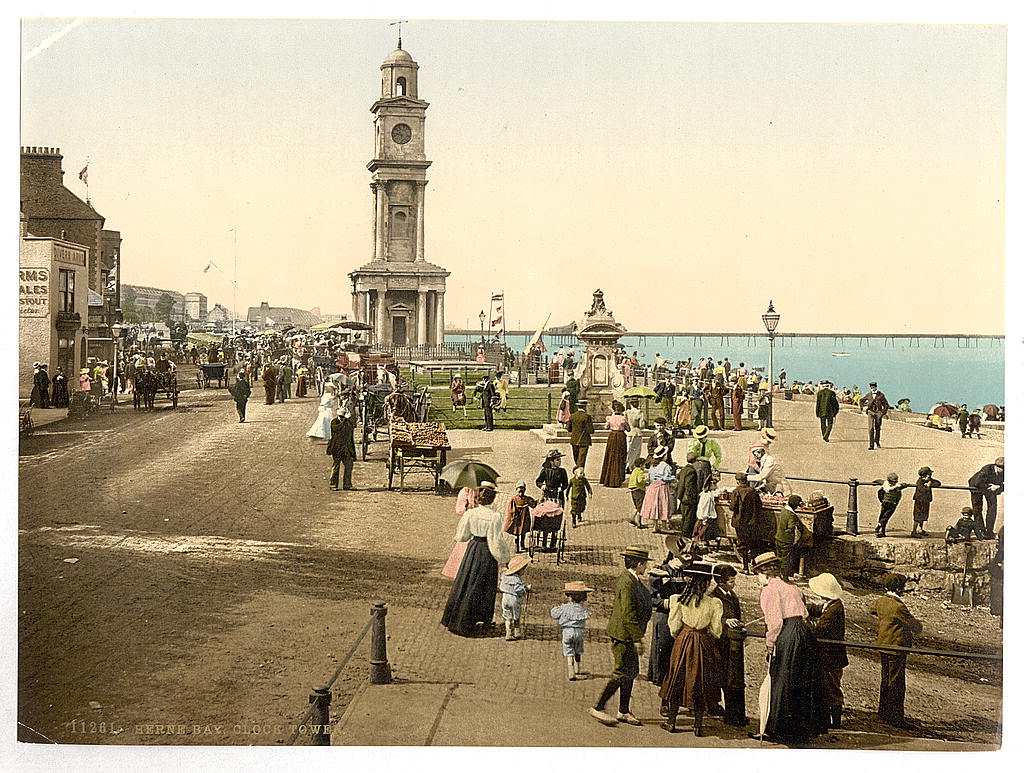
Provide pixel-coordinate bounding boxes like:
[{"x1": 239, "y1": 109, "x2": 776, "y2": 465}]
[
  {"x1": 203, "y1": 262, "x2": 213, "y2": 273},
  {"x1": 491, "y1": 293, "x2": 503, "y2": 302},
  {"x1": 78, "y1": 163, "x2": 88, "y2": 184}
]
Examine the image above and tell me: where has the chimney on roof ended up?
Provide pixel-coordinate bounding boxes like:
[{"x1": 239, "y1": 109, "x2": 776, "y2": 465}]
[{"x1": 21, "y1": 145, "x2": 66, "y2": 187}]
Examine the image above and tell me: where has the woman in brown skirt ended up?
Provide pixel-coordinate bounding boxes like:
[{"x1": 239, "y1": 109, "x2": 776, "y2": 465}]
[
  {"x1": 600, "y1": 400, "x2": 631, "y2": 487},
  {"x1": 659, "y1": 562, "x2": 724, "y2": 736}
]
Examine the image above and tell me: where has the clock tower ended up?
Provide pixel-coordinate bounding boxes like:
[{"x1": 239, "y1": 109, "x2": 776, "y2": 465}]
[{"x1": 350, "y1": 42, "x2": 449, "y2": 347}]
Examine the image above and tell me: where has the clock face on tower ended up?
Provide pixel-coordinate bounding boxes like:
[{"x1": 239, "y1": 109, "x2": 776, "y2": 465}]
[{"x1": 391, "y1": 123, "x2": 412, "y2": 144}]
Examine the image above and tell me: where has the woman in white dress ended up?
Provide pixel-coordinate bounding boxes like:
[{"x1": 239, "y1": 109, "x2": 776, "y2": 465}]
[{"x1": 306, "y1": 383, "x2": 337, "y2": 439}]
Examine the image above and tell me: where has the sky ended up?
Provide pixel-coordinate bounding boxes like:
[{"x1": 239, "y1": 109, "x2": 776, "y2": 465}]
[{"x1": 19, "y1": 17, "x2": 1007, "y2": 334}]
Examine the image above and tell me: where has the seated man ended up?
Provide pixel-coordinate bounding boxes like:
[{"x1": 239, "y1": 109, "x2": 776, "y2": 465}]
[{"x1": 747, "y1": 446, "x2": 785, "y2": 494}]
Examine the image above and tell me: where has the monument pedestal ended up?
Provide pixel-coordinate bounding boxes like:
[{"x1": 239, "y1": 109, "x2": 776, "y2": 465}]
[{"x1": 575, "y1": 289, "x2": 627, "y2": 417}]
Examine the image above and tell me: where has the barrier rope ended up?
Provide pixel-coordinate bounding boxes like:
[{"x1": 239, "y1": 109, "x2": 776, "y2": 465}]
[{"x1": 286, "y1": 616, "x2": 374, "y2": 746}]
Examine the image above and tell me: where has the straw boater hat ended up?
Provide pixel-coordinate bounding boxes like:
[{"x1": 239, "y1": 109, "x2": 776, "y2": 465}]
[
  {"x1": 808, "y1": 573, "x2": 843, "y2": 600},
  {"x1": 664, "y1": 534, "x2": 687, "y2": 556},
  {"x1": 693, "y1": 425, "x2": 709, "y2": 439},
  {"x1": 762, "y1": 428, "x2": 778, "y2": 442},
  {"x1": 514, "y1": 480, "x2": 527, "y2": 490},
  {"x1": 684, "y1": 561, "x2": 714, "y2": 577},
  {"x1": 479, "y1": 481, "x2": 497, "y2": 490},
  {"x1": 505, "y1": 555, "x2": 531, "y2": 575},
  {"x1": 651, "y1": 446, "x2": 669, "y2": 461},
  {"x1": 80, "y1": 368, "x2": 90, "y2": 375},
  {"x1": 564, "y1": 581, "x2": 593, "y2": 593},
  {"x1": 621, "y1": 546, "x2": 650, "y2": 561},
  {"x1": 752, "y1": 551, "x2": 781, "y2": 572}
]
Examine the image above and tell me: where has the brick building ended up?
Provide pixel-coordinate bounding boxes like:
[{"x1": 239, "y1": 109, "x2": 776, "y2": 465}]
[{"x1": 19, "y1": 212, "x2": 90, "y2": 397}]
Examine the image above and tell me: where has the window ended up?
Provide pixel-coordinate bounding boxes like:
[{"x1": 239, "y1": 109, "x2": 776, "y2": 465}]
[
  {"x1": 393, "y1": 210, "x2": 409, "y2": 238},
  {"x1": 396, "y1": 77, "x2": 406, "y2": 96},
  {"x1": 59, "y1": 269, "x2": 75, "y2": 313}
]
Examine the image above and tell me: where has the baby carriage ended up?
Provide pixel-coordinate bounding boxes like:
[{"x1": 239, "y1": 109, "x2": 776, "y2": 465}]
[{"x1": 528, "y1": 499, "x2": 567, "y2": 564}]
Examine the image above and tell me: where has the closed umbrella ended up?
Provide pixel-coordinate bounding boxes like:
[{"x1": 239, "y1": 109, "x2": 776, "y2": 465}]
[
  {"x1": 439, "y1": 460, "x2": 500, "y2": 490},
  {"x1": 758, "y1": 654, "x2": 773, "y2": 742}
]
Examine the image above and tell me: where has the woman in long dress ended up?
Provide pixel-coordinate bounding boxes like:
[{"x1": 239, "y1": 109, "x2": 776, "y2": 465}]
[
  {"x1": 659, "y1": 562, "x2": 723, "y2": 736},
  {"x1": 600, "y1": 400, "x2": 630, "y2": 487},
  {"x1": 51, "y1": 367, "x2": 70, "y2": 408},
  {"x1": 640, "y1": 447, "x2": 676, "y2": 526},
  {"x1": 441, "y1": 484, "x2": 510, "y2": 636},
  {"x1": 647, "y1": 536, "x2": 689, "y2": 687},
  {"x1": 306, "y1": 383, "x2": 337, "y2": 439},
  {"x1": 752, "y1": 551, "x2": 829, "y2": 743}
]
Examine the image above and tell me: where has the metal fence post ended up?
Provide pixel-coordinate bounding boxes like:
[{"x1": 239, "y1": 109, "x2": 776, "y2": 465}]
[
  {"x1": 846, "y1": 478, "x2": 859, "y2": 535},
  {"x1": 309, "y1": 685, "x2": 331, "y2": 745},
  {"x1": 547, "y1": 392, "x2": 552, "y2": 422},
  {"x1": 369, "y1": 602, "x2": 392, "y2": 685}
]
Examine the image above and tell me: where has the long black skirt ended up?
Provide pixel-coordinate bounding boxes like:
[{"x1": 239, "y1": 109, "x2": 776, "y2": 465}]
[
  {"x1": 765, "y1": 617, "x2": 830, "y2": 741},
  {"x1": 441, "y1": 537, "x2": 498, "y2": 636}
]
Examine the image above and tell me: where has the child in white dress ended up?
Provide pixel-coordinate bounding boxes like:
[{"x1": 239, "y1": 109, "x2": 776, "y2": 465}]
[
  {"x1": 550, "y1": 582, "x2": 593, "y2": 680},
  {"x1": 499, "y1": 555, "x2": 531, "y2": 640}
]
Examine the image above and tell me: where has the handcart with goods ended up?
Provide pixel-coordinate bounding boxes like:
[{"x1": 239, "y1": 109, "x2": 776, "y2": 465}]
[
  {"x1": 196, "y1": 362, "x2": 229, "y2": 389},
  {"x1": 386, "y1": 421, "x2": 451, "y2": 491},
  {"x1": 713, "y1": 489, "x2": 835, "y2": 568},
  {"x1": 527, "y1": 499, "x2": 567, "y2": 564}
]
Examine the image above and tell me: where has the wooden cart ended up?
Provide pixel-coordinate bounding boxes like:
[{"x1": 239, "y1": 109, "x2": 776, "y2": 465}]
[
  {"x1": 197, "y1": 362, "x2": 228, "y2": 389},
  {"x1": 712, "y1": 492, "x2": 835, "y2": 573},
  {"x1": 386, "y1": 422, "x2": 451, "y2": 491}
]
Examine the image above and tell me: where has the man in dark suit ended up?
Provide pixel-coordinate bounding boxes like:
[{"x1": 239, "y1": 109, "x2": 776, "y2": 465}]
[
  {"x1": 861, "y1": 381, "x2": 890, "y2": 449},
  {"x1": 968, "y1": 456, "x2": 1004, "y2": 539},
  {"x1": 326, "y1": 411, "x2": 357, "y2": 490},
  {"x1": 566, "y1": 400, "x2": 594, "y2": 468},
  {"x1": 675, "y1": 452, "x2": 699, "y2": 536},
  {"x1": 476, "y1": 374, "x2": 497, "y2": 431},
  {"x1": 591, "y1": 546, "x2": 652, "y2": 727},
  {"x1": 730, "y1": 472, "x2": 764, "y2": 573},
  {"x1": 815, "y1": 380, "x2": 840, "y2": 442}
]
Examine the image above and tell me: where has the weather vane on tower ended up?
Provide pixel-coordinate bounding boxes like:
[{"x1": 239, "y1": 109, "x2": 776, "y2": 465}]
[{"x1": 390, "y1": 19, "x2": 409, "y2": 49}]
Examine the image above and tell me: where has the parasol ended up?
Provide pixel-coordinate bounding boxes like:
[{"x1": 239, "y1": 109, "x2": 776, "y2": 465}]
[
  {"x1": 439, "y1": 460, "x2": 500, "y2": 490},
  {"x1": 930, "y1": 403, "x2": 957, "y2": 418},
  {"x1": 622, "y1": 385, "x2": 658, "y2": 398},
  {"x1": 983, "y1": 404, "x2": 999, "y2": 419}
]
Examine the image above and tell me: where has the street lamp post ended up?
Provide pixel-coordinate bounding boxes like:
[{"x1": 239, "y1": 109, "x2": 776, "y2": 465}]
[
  {"x1": 478, "y1": 310, "x2": 486, "y2": 345},
  {"x1": 110, "y1": 322, "x2": 124, "y2": 409},
  {"x1": 761, "y1": 301, "x2": 781, "y2": 428}
]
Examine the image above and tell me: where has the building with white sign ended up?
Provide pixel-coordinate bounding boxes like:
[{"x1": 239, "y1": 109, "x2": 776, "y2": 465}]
[{"x1": 19, "y1": 211, "x2": 89, "y2": 397}]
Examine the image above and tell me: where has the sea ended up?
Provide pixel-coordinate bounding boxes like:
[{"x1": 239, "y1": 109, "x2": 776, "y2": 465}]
[{"x1": 444, "y1": 333, "x2": 1005, "y2": 413}]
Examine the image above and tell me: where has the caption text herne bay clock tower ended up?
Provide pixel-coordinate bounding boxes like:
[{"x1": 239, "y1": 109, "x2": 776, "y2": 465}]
[{"x1": 349, "y1": 42, "x2": 449, "y2": 347}]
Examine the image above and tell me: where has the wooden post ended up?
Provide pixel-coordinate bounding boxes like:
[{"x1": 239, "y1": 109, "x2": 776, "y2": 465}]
[
  {"x1": 309, "y1": 685, "x2": 331, "y2": 745},
  {"x1": 547, "y1": 392, "x2": 552, "y2": 423}
]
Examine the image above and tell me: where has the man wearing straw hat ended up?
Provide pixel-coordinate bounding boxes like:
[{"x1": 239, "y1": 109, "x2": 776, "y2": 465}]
[{"x1": 591, "y1": 546, "x2": 652, "y2": 727}]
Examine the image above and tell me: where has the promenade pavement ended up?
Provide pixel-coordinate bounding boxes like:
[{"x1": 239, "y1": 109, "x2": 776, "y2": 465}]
[{"x1": 17, "y1": 387, "x2": 1002, "y2": 748}]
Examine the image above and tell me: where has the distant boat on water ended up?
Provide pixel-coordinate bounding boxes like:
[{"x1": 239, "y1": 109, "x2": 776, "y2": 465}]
[{"x1": 831, "y1": 352, "x2": 852, "y2": 357}]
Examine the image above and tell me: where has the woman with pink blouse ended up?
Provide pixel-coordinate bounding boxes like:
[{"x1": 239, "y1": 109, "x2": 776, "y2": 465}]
[
  {"x1": 599, "y1": 400, "x2": 631, "y2": 487},
  {"x1": 752, "y1": 551, "x2": 829, "y2": 744}
]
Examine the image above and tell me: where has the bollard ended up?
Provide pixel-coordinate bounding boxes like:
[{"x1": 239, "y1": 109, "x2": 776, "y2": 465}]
[
  {"x1": 846, "y1": 478, "x2": 859, "y2": 535},
  {"x1": 309, "y1": 685, "x2": 331, "y2": 746},
  {"x1": 369, "y1": 602, "x2": 392, "y2": 685}
]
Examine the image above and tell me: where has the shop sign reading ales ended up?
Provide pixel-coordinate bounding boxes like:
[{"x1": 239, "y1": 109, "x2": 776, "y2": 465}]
[{"x1": 20, "y1": 267, "x2": 49, "y2": 317}]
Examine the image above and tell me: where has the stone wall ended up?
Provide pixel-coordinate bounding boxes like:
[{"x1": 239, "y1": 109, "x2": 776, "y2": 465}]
[{"x1": 820, "y1": 534, "x2": 998, "y2": 603}]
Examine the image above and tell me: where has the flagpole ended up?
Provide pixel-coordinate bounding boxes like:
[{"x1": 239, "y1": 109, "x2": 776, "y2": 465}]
[{"x1": 231, "y1": 227, "x2": 237, "y2": 336}]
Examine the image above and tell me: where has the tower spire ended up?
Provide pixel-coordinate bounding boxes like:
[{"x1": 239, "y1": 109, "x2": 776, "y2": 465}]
[{"x1": 390, "y1": 19, "x2": 408, "y2": 49}]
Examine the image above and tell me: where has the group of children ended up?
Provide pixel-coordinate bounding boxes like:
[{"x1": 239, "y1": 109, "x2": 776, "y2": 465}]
[{"x1": 627, "y1": 454, "x2": 721, "y2": 541}]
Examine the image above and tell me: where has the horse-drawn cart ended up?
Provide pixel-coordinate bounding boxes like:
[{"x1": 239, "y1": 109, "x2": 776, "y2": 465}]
[
  {"x1": 134, "y1": 369, "x2": 180, "y2": 409},
  {"x1": 386, "y1": 421, "x2": 450, "y2": 491},
  {"x1": 196, "y1": 362, "x2": 229, "y2": 389}
]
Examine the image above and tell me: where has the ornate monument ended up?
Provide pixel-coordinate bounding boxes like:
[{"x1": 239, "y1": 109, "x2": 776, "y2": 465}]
[
  {"x1": 575, "y1": 289, "x2": 627, "y2": 416},
  {"x1": 349, "y1": 41, "x2": 449, "y2": 347}
]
